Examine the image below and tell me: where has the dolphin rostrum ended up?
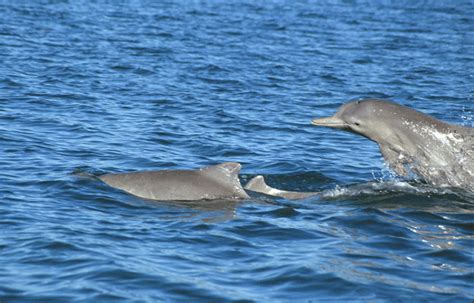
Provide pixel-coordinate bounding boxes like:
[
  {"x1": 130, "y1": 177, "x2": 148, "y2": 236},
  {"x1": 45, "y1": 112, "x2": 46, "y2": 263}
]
[
  {"x1": 244, "y1": 175, "x2": 319, "y2": 199},
  {"x1": 99, "y1": 162, "x2": 250, "y2": 201},
  {"x1": 312, "y1": 99, "x2": 474, "y2": 190}
]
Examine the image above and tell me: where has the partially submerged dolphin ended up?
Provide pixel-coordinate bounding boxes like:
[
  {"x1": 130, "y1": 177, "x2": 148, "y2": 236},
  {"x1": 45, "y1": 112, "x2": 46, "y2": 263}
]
[
  {"x1": 244, "y1": 175, "x2": 318, "y2": 199},
  {"x1": 312, "y1": 99, "x2": 474, "y2": 189},
  {"x1": 99, "y1": 163, "x2": 318, "y2": 201},
  {"x1": 99, "y1": 162, "x2": 249, "y2": 201}
]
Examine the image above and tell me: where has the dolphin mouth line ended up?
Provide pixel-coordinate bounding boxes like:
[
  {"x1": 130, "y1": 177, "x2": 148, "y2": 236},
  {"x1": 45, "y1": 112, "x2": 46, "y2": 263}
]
[
  {"x1": 311, "y1": 121, "x2": 347, "y2": 127},
  {"x1": 311, "y1": 119, "x2": 348, "y2": 127}
]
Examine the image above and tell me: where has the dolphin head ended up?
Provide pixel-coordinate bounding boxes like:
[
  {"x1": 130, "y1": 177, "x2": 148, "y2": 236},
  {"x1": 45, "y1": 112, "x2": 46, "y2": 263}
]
[
  {"x1": 312, "y1": 99, "x2": 474, "y2": 188},
  {"x1": 311, "y1": 99, "x2": 409, "y2": 143}
]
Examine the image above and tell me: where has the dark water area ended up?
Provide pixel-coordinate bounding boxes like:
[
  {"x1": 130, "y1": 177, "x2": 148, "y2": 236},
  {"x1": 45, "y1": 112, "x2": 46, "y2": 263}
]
[{"x1": 1, "y1": 1, "x2": 473, "y2": 302}]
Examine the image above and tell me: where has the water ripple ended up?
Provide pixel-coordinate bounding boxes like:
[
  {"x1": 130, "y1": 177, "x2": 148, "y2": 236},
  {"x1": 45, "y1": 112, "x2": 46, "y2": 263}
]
[{"x1": 0, "y1": 1, "x2": 473, "y2": 302}]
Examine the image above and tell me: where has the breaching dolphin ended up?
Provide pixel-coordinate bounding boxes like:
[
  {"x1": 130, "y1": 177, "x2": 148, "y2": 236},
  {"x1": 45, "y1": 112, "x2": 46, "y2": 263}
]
[
  {"x1": 99, "y1": 162, "x2": 250, "y2": 201},
  {"x1": 244, "y1": 175, "x2": 319, "y2": 199},
  {"x1": 312, "y1": 99, "x2": 474, "y2": 189}
]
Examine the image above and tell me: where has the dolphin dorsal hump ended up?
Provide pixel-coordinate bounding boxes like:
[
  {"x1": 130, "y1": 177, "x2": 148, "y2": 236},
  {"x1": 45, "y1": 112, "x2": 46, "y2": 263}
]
[
  {"x1": 200, "y1": 162, "x2": 249, "y2": 199},
  {"x1": 202, "y1": 162, "x2": 242, "y2": 176}
]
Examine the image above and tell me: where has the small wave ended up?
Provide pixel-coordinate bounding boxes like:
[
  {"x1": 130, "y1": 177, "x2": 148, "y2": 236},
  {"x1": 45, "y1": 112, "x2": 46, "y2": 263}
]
[{"x1": 319, "y1": 180, "x2": 472, "y2": 201}]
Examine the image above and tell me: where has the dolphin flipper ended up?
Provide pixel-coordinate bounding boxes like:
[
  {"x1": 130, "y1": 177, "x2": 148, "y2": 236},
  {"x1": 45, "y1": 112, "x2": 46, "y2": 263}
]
[
  {"x1": 379, "y1": 144, "x2": 411, "y2": 176},
  {"x1": 245, "y1": 175, "x2": 318, "y2": 200}
]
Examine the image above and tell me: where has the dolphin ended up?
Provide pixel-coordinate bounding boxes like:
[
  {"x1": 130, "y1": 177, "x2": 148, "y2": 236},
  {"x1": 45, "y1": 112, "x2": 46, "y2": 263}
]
[
  {"x1": 244, "y1": 175, "x2": 319, "y2": 199},
  {"x1": 312, "y1": 99, "x2": 474, "y2": 189},
  {"x1": 99, "y1": 162, "x2": 250, "y2": 201}
]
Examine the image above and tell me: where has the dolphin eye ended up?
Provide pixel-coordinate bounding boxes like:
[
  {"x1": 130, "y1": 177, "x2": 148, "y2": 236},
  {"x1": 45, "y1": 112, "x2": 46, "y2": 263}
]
[{"x1": 354, "y1": 122, "x2": 361, "y2": 126}]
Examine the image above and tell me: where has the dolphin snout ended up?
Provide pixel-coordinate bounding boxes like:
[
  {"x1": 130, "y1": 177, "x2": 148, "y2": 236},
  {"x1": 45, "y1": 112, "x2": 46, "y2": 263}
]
[{"x1": 311, "y1": 116, "x2": 347, "y2": 128}]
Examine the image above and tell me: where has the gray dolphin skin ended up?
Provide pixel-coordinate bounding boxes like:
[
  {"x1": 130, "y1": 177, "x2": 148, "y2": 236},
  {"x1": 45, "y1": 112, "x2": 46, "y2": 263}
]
[
  {"x1": 245, "y1": 175, "x2": 319, "y2": 199},
  {"x1": 312, "y1": 99, "x2": 474, "y2": 190},
  {"x1": 99, "y1": 162, "x2": 250, "y2": 201}
]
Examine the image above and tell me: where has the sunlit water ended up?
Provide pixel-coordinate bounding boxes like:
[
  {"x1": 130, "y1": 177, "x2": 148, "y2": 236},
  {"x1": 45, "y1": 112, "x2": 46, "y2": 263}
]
[{"x1": 1, "y1": 1, "x2": 473, "y2": 302}]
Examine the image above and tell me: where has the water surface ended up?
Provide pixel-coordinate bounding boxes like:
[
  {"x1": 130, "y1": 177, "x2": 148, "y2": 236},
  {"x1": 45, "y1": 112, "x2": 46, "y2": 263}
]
[{"x1": 1, "y1": 1, "x2": 473, "y2": 302}]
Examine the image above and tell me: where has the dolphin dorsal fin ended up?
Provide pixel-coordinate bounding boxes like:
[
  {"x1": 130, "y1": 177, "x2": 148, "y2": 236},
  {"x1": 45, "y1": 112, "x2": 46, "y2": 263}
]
[
  {"x1": 245, "y1": 175, "x2": 319, "y2": 200},
  {"x1": 244, "y1": 175, "x2": 269, "y2": 192},
  {"x1": 200, "y1": 162, "x2": 249, "y2": 199},
  {"x1": 203, "y1": 162, "x2": 242, "y2": 176}
]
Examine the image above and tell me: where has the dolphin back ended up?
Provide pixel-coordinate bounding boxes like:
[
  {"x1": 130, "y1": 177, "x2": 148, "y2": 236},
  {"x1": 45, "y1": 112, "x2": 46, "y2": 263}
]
[{"x1": 99, "y1": 162, "x2": 249, "y2": 201}]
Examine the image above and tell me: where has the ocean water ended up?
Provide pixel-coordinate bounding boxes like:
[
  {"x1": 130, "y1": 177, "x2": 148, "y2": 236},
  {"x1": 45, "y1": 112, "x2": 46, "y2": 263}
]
[{"x1": 1, "y1": 1, "x2": 473, "y2": 302}]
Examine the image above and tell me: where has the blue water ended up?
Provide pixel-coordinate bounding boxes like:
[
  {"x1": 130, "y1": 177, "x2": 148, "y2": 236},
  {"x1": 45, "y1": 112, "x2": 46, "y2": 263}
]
[{"x1": 1, "y1": 1, "x2": 473, "y2": 302}]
